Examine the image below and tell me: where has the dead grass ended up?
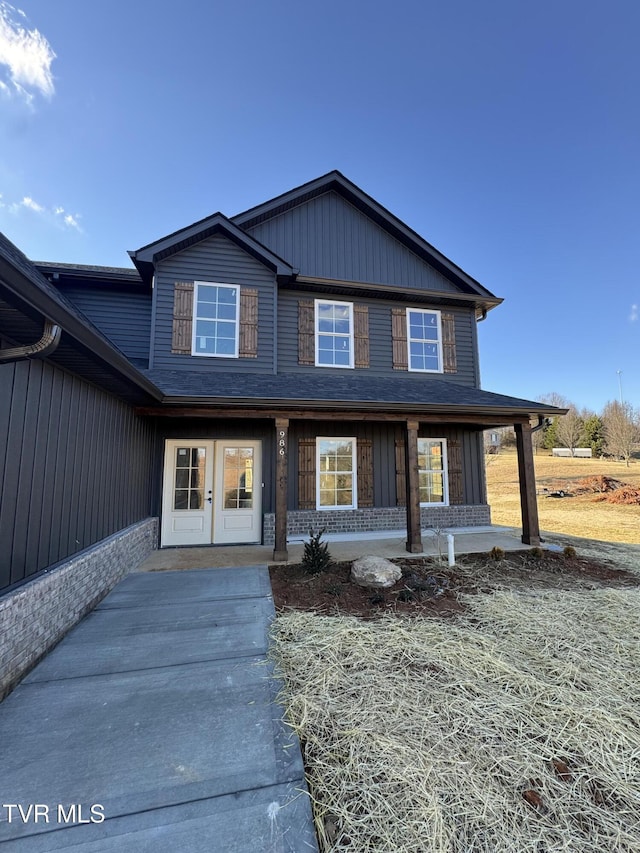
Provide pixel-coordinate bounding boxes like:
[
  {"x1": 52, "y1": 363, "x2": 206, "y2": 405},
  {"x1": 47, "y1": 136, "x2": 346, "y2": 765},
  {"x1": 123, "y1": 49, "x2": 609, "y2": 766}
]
[
  {"x1": 272, "y1": 587, "x2": 640, "y2": 851},
  {"x1": 485, "y1": 451, "x2": 640, "y2": 544}
]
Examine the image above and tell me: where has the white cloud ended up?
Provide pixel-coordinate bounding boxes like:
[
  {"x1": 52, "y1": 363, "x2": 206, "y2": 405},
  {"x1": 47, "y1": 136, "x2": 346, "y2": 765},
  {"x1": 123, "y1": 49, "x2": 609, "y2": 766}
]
[
  {"x1": 0, "y1": 2, "x2": 56, "y2": 102},
  {"x1": 630, "y1": 304, "x2": 638, "y2": 323},
  {"x1": 21, "y1": 194, "x2": 43, "y2": 212}
]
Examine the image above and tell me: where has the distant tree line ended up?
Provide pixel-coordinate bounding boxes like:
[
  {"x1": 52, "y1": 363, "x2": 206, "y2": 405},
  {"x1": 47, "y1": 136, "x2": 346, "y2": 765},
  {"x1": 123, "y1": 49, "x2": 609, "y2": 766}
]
[{"x1": 487, "y1": 393, "x2": 639, "y2": 466}]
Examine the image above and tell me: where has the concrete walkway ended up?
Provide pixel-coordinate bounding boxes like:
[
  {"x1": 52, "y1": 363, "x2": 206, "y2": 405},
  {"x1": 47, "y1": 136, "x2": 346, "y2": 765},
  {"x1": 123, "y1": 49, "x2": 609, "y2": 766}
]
[{"x1": 0, "y1": 567, "x2": 318, "y2": 852}]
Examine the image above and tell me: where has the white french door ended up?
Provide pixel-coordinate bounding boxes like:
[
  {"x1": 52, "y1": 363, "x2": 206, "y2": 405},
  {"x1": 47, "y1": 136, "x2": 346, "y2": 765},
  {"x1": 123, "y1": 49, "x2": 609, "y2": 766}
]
[{"x1": 161, "y1": 439, "x2": 261, "y2": 547}]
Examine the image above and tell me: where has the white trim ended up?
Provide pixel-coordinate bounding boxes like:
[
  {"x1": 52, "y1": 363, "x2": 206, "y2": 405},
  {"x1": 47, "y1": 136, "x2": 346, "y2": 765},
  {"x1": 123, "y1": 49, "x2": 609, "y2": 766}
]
[
  {"x1": 316, "y1": 436, "x2": 358, "y2": 510},
  {"x1": 418, "y1": 438, "x2": 449, "y2": 506},
  {"x1": 406, "y1": 307, "x2": 442, "y2": 373},
  {"x1": 314, "y1": 299, "x2": 354, "y2": 369},
  {"x1": 191, "y1": 281, "x2": 240, "y2": 358}
]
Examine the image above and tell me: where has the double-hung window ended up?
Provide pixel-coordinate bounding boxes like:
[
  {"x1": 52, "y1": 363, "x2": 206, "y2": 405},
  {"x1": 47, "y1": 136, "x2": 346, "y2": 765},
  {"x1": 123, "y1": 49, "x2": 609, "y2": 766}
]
[
  {"x1": 417, "y1": 439, "x2": 448, "y2": 505},
  {"x1": 407, "y1": 308, "x2": 442, "y2": 372},
  {"x1": 192, "y1": 282, "x2": 239, "y2": 357},
  {"x1": 315, "y1": 300, "x2": 354, "y2": 368},
  {"x1": 317, "y1": 438, "x2": 357, "y2": 509}
]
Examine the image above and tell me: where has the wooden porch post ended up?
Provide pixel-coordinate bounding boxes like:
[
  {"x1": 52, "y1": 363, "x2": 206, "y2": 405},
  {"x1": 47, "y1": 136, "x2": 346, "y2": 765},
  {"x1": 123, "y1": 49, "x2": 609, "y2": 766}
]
[
  {"x1": 514, "y1": 421, "x2": 541, "y2": 546},
  {"x1": 273, "y1": 418, "x2": 289, "y2": 561},
  {"x1": 405, "y1": 419, "x2": 423, "y2": 553}
]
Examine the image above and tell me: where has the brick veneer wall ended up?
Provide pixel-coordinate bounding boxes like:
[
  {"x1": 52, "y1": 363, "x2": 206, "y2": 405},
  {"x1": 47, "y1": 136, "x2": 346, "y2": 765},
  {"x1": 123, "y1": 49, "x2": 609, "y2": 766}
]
[
  {"x1": 263, "y1": 505, "x2": 491, "y2": 545},
  {"x1": 0, "y1": 518, "x2": 158, "y2": 702}
]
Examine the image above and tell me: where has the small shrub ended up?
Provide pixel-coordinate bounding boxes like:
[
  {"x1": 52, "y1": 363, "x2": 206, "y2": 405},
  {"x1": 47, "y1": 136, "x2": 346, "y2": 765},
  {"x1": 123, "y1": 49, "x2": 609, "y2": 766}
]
[
  {"x1": 489, "y1": 546, "x2": 505, "y2": 561},
  {"x1": 529, "y1": 547, "x2": 544, "y2": 560},
  {"x1": 301, "y1": 528, "x2": 332, "y2": 574},
  {"x1": 563, "y1": 546, "x2": 577, "y2": 559}
]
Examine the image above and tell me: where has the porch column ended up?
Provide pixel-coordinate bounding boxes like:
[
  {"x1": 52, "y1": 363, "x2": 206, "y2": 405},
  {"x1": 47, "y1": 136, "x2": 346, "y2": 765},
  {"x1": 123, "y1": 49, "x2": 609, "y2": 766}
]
[
  {"x1": 514, "y1": 421, "x2": 541, "y2": 546},
  {"x1": 405, "y1": 419, "x2": 423, "y2": 553},
  {"x1": 273, "y1": 418, "x2": 289, "y2": 561}
]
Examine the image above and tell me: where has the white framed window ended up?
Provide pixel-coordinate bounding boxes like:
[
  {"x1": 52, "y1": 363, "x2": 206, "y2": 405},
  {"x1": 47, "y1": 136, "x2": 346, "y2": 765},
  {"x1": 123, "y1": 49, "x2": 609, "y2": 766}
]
[
  {"x1": 315, "y1": 299, "x2": 354, "y2": 368},
  {"x1": 418, "y1": 439, "x2": 449, "y2": 505},
  {"x1": 407, "y1": 308, "x2": 442, "y2": 372},
  {"x1": 316, "y1": 437, "x2": 357, "y2": 509},
  {"x1": 192, "y1": 282, "x2": 240, "y2": 357}
]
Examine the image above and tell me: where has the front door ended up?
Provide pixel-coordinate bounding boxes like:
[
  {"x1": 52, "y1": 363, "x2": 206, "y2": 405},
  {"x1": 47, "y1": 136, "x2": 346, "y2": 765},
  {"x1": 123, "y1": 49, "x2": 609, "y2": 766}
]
[{"x1": 161, "y1": 439, "x2": 261, "y2": 547}]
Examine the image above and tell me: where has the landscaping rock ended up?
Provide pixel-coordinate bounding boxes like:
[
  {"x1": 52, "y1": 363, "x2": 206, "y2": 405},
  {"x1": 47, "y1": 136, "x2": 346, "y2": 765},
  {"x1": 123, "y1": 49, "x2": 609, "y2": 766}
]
[{"x1": 351, "y1": 556, "x2": 402, "y2": 588}]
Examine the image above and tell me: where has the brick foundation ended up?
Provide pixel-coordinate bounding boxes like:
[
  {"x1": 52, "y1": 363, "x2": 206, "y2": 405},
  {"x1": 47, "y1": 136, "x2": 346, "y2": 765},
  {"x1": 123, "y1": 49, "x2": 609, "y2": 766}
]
[
  {"x1": 263, "y1": 505, "x2": 491, "y2": 545},
  {"x1": 0, "y1": 518, "x2": 158, "y2": 702}
]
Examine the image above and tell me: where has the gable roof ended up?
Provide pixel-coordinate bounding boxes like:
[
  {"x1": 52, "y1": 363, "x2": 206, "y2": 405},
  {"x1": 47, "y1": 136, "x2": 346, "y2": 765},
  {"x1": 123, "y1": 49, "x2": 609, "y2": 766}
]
[
  {"x1": 232, "y1": 171, "x2": 498, "y2": 301},
  {"x1": 129, "y1": 212, "x2": 296, "y2": 285}
]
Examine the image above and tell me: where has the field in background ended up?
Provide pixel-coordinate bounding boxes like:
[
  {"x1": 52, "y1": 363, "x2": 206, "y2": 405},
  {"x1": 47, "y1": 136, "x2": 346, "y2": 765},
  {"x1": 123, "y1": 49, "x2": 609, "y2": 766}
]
[{"x1": 485, "y1": 451, "x2": 640, "y2": 544}]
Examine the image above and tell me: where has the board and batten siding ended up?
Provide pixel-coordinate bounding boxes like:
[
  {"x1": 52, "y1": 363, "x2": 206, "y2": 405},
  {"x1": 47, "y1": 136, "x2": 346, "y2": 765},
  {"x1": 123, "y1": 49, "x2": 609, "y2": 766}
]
[
  {"x1": 288, "y1": 422, "x2": 485, "y2": 510},
  {"x1": 151, "y1": 234, "x2": 276, "y2": 373},
  {"x1": 0, "y1": 359, "x2": 155, "y2": 592},
  {"x1": 245, "y1": 191, "x2": 459, "y2": 292},
  {"x1": 59, "y1": 285, "x2": 152, "y2": 367},
  {"x1": 277, "y1": 289, "x2": 478, "y2": 386}
]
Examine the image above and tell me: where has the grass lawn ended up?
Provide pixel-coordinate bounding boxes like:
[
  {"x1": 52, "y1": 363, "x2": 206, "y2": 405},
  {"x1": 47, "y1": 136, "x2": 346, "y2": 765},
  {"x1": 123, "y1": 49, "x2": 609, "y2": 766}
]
[{"x1": 485, "y1": 451, "x2": 640, "y2": 544}]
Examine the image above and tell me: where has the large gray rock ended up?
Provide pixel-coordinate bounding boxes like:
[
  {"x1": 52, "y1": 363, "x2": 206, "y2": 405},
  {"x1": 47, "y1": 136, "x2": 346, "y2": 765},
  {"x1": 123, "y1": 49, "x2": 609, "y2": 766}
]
[{"x1": 351, "y1": 556, "x2": 402, "y2": 588}]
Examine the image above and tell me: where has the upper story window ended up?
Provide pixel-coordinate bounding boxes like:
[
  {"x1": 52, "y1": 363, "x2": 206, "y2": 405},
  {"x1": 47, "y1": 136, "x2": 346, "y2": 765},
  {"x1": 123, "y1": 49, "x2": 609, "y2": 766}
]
[
  {"x1": 315, "y1": 299, "x2": 354, "y2": 368},
  {"x1": 192, "y1": 282, "x2": 239, "y2": 357},
  {"x1": 406, "y1": 308, "x2": 442, "y2": 372}
]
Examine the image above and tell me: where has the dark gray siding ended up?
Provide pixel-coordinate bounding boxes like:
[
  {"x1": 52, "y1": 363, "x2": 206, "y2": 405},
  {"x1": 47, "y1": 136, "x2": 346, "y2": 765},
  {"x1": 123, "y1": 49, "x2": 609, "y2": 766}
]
[
  {"x1": 289, "y1": 422, "x2": 485, "y2": 509},
  {"x1": 277, "y1": 288, "x2": 478, "y2": 386},
  {"x1": 152, "y1": 419, "x2": 275, "y2": 514},
  {"x1": 246, "y1": 191, "x2": 459, "y2": 291},
  {"x1": 0, "y1": 359, "x2": 155, "y2": 592},
  {"x1": 59, "y1": 285, "x2": 151, "y2": 367},
  {"x1": 152, "y1": 234, "x2": 276, "y2": 373}
]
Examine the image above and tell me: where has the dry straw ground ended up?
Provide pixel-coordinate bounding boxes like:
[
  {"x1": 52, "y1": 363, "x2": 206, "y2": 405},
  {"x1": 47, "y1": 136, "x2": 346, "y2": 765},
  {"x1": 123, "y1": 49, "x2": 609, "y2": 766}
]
[
  {"x1": 271, "y1": 455, "x2": 640, "y2": 851},
  {"x1": 485, "y1": 450, "x2": 640, "y2": 544}
]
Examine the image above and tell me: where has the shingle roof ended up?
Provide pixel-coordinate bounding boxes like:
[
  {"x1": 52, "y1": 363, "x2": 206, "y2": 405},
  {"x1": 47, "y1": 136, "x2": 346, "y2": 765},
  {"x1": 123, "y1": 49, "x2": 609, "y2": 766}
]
[{"x1": 143, "y1": 369, "x2": 559, "y2": 417}]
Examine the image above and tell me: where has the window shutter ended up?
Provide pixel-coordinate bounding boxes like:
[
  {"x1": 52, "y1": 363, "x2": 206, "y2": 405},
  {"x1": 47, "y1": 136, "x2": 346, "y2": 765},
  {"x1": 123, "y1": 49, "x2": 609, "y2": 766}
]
[
  {"x1": 239, "y1": 288, "x2": 258, "y2": 358},
  {"x1": 448, "y1": 438, "x2": 464, "y2": 504},
  {"x1": 395, "y1": 438, "x2": 406, "y2": 506},
  {"x1": 171, "y1": 282, "x2": 194, "y2": 354},
  {"x1": 357, "y1": 438, "x2": 373, "y2": 507},
  {"x1": 298, "y1": 300, "x2": 315, "y2": 365},
  {"x1": 354, "y1": 304, "x2": 370, "y2": 368},
  {"x1": 391, "y1": 308, "x2": 408, "y2": 370},
  {"x1": 298, "y1": 438, "x2": 316, "y2": 509},
  {"x1": 442, "y1": 313, "x2": 457, "y2": 374}
]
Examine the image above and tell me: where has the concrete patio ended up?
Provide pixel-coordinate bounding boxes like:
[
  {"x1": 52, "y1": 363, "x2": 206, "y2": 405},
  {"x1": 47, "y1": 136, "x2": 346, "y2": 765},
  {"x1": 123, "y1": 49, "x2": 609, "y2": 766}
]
[
  {"x1": 136, "y1": 524, "x2": 538, "y2": 572},
  {"x1": 0, "y1": 566, "x2": 318, "y2": 852}
]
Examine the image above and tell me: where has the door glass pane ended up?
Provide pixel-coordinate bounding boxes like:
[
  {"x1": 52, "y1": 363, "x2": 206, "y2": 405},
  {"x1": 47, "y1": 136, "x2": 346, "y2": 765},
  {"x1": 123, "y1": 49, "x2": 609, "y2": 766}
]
[
  {"x1": 223, "y1": 446, "x2": 253, "y2": 509},
  {"x1": 174, "y1": 447, "x2": 206, "y2": 511}
]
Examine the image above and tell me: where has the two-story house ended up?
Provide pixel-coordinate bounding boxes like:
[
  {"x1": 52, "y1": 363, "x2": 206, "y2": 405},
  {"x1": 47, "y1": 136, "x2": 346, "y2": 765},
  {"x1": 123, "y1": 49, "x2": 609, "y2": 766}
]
[{"x1": 0, "y1": 170, "x2": 561, "y2": 695}]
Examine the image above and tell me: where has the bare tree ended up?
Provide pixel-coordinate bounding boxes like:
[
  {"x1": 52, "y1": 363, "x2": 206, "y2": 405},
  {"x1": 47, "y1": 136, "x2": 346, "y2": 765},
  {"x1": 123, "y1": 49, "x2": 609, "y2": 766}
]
[
  {"x1": 602, "y1": 401, "x2": 638, "y2": 466},
  {"x1": 555, "y1": 405, "x2": 584, "y2": 456}
]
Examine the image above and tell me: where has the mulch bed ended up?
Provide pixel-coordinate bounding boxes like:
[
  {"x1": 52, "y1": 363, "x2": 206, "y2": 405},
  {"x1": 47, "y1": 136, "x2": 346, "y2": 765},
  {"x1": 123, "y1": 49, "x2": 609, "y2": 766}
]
[{"x1": 268, "y1": 550, "x2": 640, "y2": 619}]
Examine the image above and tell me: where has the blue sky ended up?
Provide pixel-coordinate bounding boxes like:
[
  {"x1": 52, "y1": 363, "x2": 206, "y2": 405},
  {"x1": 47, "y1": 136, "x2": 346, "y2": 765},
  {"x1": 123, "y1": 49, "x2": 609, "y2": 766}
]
[{"x1": 0, "y1": 0, "x2": 638, "y2": 412}]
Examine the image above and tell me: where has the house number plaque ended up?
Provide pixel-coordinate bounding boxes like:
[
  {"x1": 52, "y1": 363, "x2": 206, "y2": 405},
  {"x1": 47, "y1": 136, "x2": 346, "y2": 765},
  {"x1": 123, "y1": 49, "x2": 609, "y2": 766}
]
[{"x1": 278, "y1": 430, "x2": 287, "y2": 457}]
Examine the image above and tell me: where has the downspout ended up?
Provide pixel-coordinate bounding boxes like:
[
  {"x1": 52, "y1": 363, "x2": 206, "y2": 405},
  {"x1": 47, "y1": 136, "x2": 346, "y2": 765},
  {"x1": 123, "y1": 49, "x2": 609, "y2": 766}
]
[{"x1": 0, "y1": 319, "x2": 62, "y2": 363}]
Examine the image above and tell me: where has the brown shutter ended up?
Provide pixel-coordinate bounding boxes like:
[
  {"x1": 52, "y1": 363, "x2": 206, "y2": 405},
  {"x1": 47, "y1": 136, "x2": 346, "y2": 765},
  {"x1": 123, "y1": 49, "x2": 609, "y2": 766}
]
[
  {"x1": 448, "y1": 438, "x2": 464, "y2": 504},
  {"x1": 171, "y1": 282, "x2": 194, "y2": 354},
  {"x1": 357, "y1": 438, "x2": 373, "y2": 507},
  {"x1": 298, "y1": 438, "x2": 316, "y2": 509},
  {"x1": 239, "y1": 288, "x2": 258, "y2": 358},
  {"x1": 391, "y1": 308, "x2": 408, "y2": 370},
  {"x1": 354, "y1": 304, "x2": 370, "y2": 368},
  {"x1": 442, "y1": 312, "x2": 457, "y2": 374},
  {"x1": 298, "y1": 300, "x2": 315, "y2": 365},
  {"x1": 395, "y1": 438, "x2": 406, "y2": 506}
]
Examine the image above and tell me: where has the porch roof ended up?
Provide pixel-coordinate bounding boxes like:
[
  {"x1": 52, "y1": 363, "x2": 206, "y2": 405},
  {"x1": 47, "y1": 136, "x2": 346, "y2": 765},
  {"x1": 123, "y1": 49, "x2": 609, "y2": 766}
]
[{"x1": 142, "y1": 369, "x2": 563, "y2": 422}]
